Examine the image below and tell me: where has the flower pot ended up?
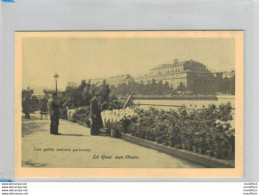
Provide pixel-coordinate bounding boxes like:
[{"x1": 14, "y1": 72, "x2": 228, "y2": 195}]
[
  {"x1": 122, "y1": 126, "x2": 128, "y2": 133},
  {"x1": 227, "y1": 150, "x2": 235, "y2": 160},
  {"x1": 221, "y1": 149, "x2": 228, "y2": 159},
  {"x1": 111, "y1": 128, "x2": 117, "y2": 138},
  {"x1": 207, "y1": 150, "x2": 213, "y2": 157},
  {"x1": 169, "y1": 140, "x2": 174, "y2": 147},
  {"x1": 192, "y1": 146, "x2": 198, "y2": 153},
  {"x1": 182, "y1": 144, "x2": 187, "y2": 150},
  {"x1": 150, "y1": 136, "x2": 155, "y2": 142},
  {"x1": 174, "y1": 144, "x2": 182, "y2": 149},
  {"x1": 198, "y1": 148, "x2": 204, "y2": 154},
  {"x1": 156, "y1": 138, "x2": 162, "y2": 144},
  {"x1": 214, "y1": 151, "x2": 221, "y2": 159}
]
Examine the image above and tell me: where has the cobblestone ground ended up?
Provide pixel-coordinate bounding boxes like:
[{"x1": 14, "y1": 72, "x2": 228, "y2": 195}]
[{"x1": 22, "y1": 113, "x2": 203, "y2": 168}]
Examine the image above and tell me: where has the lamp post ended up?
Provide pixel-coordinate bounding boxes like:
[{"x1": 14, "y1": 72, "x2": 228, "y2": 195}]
[{"x1": 54, "y1": 73, "x2": 59, "y2": 92}]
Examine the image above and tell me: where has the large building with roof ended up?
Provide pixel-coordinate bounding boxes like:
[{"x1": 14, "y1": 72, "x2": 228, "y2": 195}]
[
  {"x1": 67, "y1": 59, "x2": 233, "y2": 94},
  {"x1": 134, "y1": 59, "x2": 215, "y2": 94},
  {"x1": 91, "y1": 74, "x2": 133, "y2": 87}
]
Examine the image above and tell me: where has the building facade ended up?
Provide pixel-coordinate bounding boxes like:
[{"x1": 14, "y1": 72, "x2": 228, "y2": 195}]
[
  {"x1": 66, "y1": 59, "x2": 234, "y2": 95},
  {"x1": 91, "y1": 74, "x2": 133, "y2": 87},
  {"x1": 134, "y1": 59, "x2": 215, "y2": 94}
]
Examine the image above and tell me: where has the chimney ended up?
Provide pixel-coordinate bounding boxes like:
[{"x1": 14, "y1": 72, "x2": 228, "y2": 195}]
[{"x1": 174, "y1": 59, "x2": 178, "y2": 65}]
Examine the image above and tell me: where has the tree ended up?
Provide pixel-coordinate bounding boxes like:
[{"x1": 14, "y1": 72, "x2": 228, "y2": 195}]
[
  {"x1": 99, "y1": 80, "x2": 110, "y2": 102},
  {"x1": 177, "y1": 82, "x2": 186, "y2": 93}
]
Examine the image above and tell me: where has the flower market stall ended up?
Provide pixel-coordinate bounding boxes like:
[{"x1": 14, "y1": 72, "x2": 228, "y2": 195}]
[{"x1": 67, "y1": 102, "x2": 235, "y2": 160}]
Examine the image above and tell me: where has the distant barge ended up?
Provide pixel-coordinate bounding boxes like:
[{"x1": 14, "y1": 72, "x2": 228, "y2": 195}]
[{"x1": 131, "y1": 95, "x2": 218, "y2": 101}]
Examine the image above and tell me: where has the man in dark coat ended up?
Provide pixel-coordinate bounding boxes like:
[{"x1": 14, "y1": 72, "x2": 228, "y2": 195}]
[
  {"x1": 50, "y1": 93, "x2": 60, "y2": 135},
  {"x1": 23, "y1": 95, "x2": 31, "y2": 119},
  {"x1": 89, "y1": 92, "x2": 103, "y2": 135}
]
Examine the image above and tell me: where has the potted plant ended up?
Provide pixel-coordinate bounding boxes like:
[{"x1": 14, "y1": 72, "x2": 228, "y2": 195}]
[
  {"x1": 169, "y1": 139, "x2": 174, "y2": 147},
  {"x1": 161, "y1": 133, "x2": 169, "y2": 146},
  {"x1": 197, "y1": 136, "x2": 205, "y2": 154},
  {"x1": 174, "y1": 143, "x2": 182, "y2": 149},
  {"x1": 180, "y1": 134, "x2": 187, "y2": 150},
  {"x1": 156, "y1": 136, "x2": 163, "y2": 144},
  {"x1": 168, "y1": 133, "x2": 175, "y2": 147},
  {"x1": 220, "y1": 137, "x2": 230, "y2": 159},
  {"x1": 213, "y1": 150, "x2": 221, "y2": 159},
  {"x1": 173, "y1": 135, "x2": 182, "y2": 149},
  {"x1": 192, "y1": 135, "x2": 198, "y2": 153},
  {"x1": 186, "y1": 138, "x2": 192, "y2": 151},
  {"x1": 205, "y1": 137, "x2": 213, "y2": 157},
  {"x1": 212, "y1": 135, "x2": 223, "y2": 159},
  {"x1": 150, "y1": 134, "x2": 156, "y2": 142}
]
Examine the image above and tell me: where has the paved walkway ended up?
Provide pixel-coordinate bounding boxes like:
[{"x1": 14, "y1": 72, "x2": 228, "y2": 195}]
[{"x1": 22, "y1": 113, "x2": 203, "y2": 168}]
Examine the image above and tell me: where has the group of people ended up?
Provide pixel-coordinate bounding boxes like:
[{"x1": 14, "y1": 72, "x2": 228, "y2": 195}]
[
  {"x1": 23, "y1": 92, "x2": 105, "y2": 136},
  {"x1": 23, "y1": 93, "x2": 60, "y2": 135},
  {"x1": 22, "y1": 94, "x2": 51, "y2": 119}
]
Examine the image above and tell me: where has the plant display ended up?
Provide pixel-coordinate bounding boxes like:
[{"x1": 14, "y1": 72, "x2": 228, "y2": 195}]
[
  {"x1": 70, "y1": 106, "x2": 91, "y2": 126},
  {"x1": 122, "y1": 103, "x2": 235, "y2": 160},
  {"x1": 67, "y1": 102, "x2": 235, "y2": 160},
  {"x1": 101, "y1": 108, "x2": 137, "y2": 132}
]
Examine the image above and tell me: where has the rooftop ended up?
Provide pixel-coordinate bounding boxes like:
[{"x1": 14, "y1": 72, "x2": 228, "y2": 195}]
[{"x1": 150, "y1": 59, "x2": 205, "y2": 71}]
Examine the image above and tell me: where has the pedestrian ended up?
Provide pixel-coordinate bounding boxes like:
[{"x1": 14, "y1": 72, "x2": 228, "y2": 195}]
[
  {"x1": 23, "y1": 95, "x2": 31, "y2": 119},
  {"x1": 50, "y1": 93, "x2": 60, "y2": 135},
  {"x1": 40, "y1": 96, "x2": 48, "y2": 120},
  {"x1": 47, "y1": 95, "x2": 52, "y2": 120},
  {"x1": 89, "y1": 92, "x2": 103, "y2": 135}
]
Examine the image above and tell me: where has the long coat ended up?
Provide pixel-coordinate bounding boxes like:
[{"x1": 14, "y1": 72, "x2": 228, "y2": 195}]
[
  {"x1": 89, "y1": 96, "x2": 103, "y2": 135},
  {"x1": 50, "y1": 100, "x2": 59, "y2": 134},
  {"x1": 23, "y1": 97, "x2": 31, "y2": 119}
]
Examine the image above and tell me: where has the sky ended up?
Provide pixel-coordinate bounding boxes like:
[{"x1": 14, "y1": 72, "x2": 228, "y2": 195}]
[{"x1": 22, "y1": 37, "x2": 235, "y2": 91}]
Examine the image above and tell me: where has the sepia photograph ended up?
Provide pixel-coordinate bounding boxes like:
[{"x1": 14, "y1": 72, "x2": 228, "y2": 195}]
[{"x1": 15, "y1": 31, "x2": 243, "y2": 177}]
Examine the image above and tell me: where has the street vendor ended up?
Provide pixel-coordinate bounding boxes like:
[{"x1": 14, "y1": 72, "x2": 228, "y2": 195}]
[
  {"x1": 89, "y1": 92, "x2": 103, "y2": 135},
  {"x1": 50, "y1": 93, "x2": 60, "y2": 135}
]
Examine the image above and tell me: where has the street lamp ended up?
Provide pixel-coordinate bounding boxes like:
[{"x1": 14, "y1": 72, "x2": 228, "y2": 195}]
[{"x1": 54, "y1": 73, "x2": 59, "y2": 92}]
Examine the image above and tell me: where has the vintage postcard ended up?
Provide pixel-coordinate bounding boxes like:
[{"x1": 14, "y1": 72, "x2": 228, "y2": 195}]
[{"x1": 15, "y1": 31, "x2": 243, "y2": 178}]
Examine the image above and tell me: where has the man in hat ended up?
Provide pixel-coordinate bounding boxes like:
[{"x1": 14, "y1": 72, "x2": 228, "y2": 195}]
[
  {"x1": 89, "y1": 92, "x2": 103, "y2": 135},
  {"x1": 50, "y1": 93, "x2": 60, "y2": 135},
  {"x1": 23, "y1": 94, "x2": 31, "y2": 119}
]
